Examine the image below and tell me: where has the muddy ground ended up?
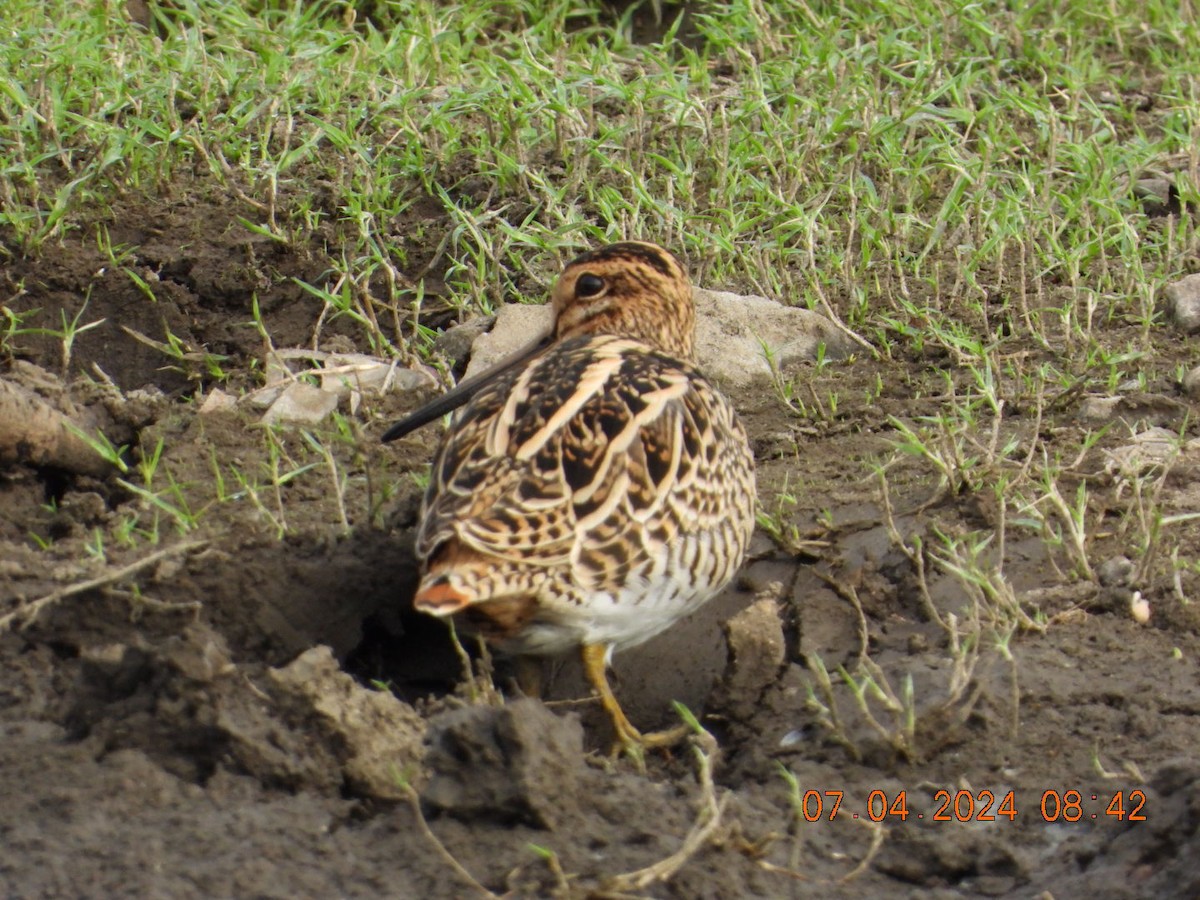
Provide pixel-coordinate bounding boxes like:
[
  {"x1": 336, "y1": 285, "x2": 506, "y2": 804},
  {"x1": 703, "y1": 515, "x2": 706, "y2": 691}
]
[{"x1": 2, "y1": 178, "x2": 1199, "y2": 899}]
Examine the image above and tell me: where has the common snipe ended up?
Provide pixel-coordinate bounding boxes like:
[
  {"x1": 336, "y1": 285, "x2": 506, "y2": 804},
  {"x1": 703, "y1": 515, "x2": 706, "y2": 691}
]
[{"x1": 382, "y1": 242, "x2": 756, "y2": 750}]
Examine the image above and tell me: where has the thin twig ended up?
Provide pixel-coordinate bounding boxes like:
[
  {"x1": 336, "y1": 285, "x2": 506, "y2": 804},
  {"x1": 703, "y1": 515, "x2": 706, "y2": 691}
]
[
  {"x1": 838, "y1": 818, "x2": 885, "y2": 883},
  {"x1": 403, "y1": 786, "x2": 497, "y2": 898},
  {"x1": 607, "y1": 730, "x2": 728, "y2": 891},
  {"x1": 0, "y1": 540, "x2": 208, "y2": 632},
  {"x1": 102, "y1": 588, "x2": 204, "y2": 615}
]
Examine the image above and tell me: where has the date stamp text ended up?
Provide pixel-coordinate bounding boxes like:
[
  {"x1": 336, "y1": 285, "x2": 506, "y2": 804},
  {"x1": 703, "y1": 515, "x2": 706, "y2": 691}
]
[{"x1": 795, "y1": 789, "x2": 1148, "y2": 823}]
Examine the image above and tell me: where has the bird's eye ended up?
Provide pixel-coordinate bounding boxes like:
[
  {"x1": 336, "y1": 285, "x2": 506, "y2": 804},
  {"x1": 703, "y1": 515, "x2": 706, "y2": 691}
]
[{"x1": 575, "y1": 273, "x2": 605, "y2": 298}]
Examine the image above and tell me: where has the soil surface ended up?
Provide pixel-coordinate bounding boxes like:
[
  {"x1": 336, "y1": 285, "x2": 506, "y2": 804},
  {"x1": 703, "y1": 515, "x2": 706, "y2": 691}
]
[{"x1": 2, "y1": 177, "x2": 1200, "y2": 899}]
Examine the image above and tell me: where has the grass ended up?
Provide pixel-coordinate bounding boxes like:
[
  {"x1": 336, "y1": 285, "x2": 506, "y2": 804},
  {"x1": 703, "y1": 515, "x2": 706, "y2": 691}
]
[
  {"x1": 2, "y1": 0, "x2": 1199, "y2": 765},
  {"x1": 4, "y1": 2, "x2": 1194, "y2": 310}
]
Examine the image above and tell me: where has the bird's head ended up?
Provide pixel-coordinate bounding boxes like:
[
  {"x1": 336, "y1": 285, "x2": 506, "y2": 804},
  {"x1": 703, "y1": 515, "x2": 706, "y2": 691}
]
[{"x1": 551, "y1": 241, "x2": 694, "y2": 359}]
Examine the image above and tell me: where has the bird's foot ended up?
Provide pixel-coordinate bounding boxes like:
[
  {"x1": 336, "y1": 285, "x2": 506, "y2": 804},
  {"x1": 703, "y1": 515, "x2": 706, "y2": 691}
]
[{"x1": 608, "y1": 720, "x2": 693, "y2": 770}]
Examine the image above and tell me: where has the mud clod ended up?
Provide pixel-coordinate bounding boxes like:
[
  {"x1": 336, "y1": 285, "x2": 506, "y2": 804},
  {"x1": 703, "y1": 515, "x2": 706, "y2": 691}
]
[
  {"x1": 421, "y1": 698, "x2": 583, "y2": 829},
  {"x1": 711, "y1": 592, "x2": 787, "y2": 721},
  {"x1": 268, "y1": 645, "x2": 426, "y2": 800}
]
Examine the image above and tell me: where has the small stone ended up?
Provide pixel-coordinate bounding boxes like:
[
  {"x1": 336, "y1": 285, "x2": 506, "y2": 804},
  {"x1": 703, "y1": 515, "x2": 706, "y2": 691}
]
[
  {"x1": 81, "y1": 642, "x2": 132, "y2": 667},
  {"x1": 241, "y1": 383, "x2": 286, "y2": 410},
  {"x1": 1133, "y1": 178, "x2": 1174, "y2": 215},
  {"x1": 1078, "y1": 395, "x2": 1121, "y2": 424},
  {"x1": 1130, "y1": 592, "x2": 1151, "y2": 624},
  {"x1": 1181, "y1": 366, "x2": 1200, "y2": 398},
  {"x1": 1128, "y1": 92, "x2": 1153, "y2": 111},
  {"x1": 318, "y1": 334, "x2": 356, "y2": 355},
  {"x1": 1102, "y1": 428, "x2": 1200, "y2": 477},
  {"x1": 199, "y1": 388, "x2": 237, "y2": 414},
  {"x1": 1097, "y1": 556, "x2": 1134, "y2": 588},
  {"x1": 1165, "y1": 273, "x2": 1200, "y2": 333},
  {"x1": 779, "y1": 728, "x2": 807, "y2": 748},
  {"x1": 434, "y1": 316, "x2": 494, "y2": 366},
  {"x1": 261, "y1": 382, "x2": 339, "y2": 425}
]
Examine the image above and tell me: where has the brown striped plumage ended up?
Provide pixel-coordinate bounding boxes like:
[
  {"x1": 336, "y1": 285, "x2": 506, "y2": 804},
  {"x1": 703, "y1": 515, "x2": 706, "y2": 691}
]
[{"x1": 388, "y1": 241, "x2": 756, "y2": 749}]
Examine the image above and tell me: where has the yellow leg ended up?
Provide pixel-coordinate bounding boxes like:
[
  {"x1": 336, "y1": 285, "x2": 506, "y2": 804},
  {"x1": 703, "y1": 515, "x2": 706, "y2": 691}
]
[{"x1": 580, "y1": 643, "x2": 690, "y2": 753}]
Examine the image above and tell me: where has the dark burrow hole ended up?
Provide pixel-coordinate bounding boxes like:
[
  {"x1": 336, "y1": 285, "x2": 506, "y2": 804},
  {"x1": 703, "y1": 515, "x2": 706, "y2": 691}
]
[{"x1": 343, "y1": 607, "x2": 516, "y2": 705}]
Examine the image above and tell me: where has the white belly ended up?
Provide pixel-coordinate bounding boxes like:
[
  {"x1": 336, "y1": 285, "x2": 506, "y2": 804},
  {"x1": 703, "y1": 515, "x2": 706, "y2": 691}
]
[{"x1": 496, "y1": 568, "x2": 722, "y2": 657}]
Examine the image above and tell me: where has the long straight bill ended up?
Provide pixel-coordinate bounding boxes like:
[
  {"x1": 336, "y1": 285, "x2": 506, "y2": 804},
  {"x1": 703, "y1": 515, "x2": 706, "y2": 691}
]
[{"x1": 380, "y1": 331, "x2": 553, "y2": 443}]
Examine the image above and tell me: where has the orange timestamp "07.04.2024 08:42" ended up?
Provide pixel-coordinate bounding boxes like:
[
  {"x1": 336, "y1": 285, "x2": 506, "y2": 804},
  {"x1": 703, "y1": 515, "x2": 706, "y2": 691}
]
[{"x1": 794, "y1": 789, "x2": 1148, "y2": 823}]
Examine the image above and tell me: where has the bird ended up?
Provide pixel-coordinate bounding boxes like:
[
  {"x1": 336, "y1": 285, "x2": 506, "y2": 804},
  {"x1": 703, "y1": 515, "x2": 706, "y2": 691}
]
[{"x1": 382, "y1": 241, "x2": 756, "y2": 751}]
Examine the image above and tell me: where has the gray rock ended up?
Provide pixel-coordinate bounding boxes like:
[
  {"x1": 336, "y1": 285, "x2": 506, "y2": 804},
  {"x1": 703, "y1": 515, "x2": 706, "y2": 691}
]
[
  {"x1": 1134, "y1": 178, "x2": 1174, "y2": 215},
  {"x1": 261, "y1": 382, "x2": 339, "y2": 425},
  {"x1": 1182, "y1": 366, "x2": 1200, "y2": 398},
  {"x1": 463, "y1": 288, "x2": 861, "y2": 388},
  {"x1": 1097, "y1": 556, "x2": 1134, "y2": 588},
  {"x1": 1077, "y1": 392, "x2": 1189, "y2": 427},
  {"x1": 462, "y1": 305, "x2": 550, "y2": 379},
  {"x1": 1165, "y1": 273, "x2": 1200, "y2": 333},
  {"x1": 434, "y1": 315, "x2": 494, "y2": 365},
  {"x1": 693, "y1": 288, "x2": 858, "y2": 387},
  {"x1": 1078, "y1": 395, "x2": 1122, "y2": 424}
]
